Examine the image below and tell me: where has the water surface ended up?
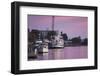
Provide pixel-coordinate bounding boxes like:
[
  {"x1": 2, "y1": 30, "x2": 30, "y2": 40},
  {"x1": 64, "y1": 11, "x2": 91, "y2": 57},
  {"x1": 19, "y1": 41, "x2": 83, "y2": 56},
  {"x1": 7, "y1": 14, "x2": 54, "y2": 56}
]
[{"x1": 29, "y1": 46, "x2": 88, "y2": 61}]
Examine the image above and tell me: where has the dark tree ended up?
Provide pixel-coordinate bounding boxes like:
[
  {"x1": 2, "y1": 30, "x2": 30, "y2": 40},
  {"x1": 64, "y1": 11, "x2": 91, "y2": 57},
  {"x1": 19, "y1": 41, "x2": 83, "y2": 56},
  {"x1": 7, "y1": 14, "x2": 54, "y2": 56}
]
[
  {"x1": 82, "y1": 38, "x2": 88, "y2": 45},
  {"x1": 28, "y1": 28, "x2": 30, "y2": 33},
  {"x1": 71, "y1": 36, "x2": 81, "y2": 45},
  {"x1": 62, "y1": 33, "x2": 68, "y2": 41},
  {"x1": 28, "y1": 30, "x2": 39, "y2": 42}
]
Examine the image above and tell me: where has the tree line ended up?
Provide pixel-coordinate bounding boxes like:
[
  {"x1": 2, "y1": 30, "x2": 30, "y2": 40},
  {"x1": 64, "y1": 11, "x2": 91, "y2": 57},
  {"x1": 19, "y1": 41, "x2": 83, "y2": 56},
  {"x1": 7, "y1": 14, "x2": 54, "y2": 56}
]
[{"x1": 28, "y1": 29, "x2": 88, "y2": 46}]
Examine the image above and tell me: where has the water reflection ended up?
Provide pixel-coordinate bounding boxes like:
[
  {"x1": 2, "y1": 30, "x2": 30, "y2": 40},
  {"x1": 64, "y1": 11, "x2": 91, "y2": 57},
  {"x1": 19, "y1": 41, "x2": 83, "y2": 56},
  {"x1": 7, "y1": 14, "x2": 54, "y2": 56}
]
[{"x1": 28, "y1": 46, "x2": 88, "y2": 61}]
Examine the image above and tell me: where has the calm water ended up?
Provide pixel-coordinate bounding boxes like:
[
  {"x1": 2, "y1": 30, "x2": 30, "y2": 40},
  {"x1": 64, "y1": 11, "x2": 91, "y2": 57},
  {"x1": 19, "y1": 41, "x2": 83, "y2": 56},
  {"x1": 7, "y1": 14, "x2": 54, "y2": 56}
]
[{"x1": 29, "y1": 46, "x2": 88, "y2": 61}]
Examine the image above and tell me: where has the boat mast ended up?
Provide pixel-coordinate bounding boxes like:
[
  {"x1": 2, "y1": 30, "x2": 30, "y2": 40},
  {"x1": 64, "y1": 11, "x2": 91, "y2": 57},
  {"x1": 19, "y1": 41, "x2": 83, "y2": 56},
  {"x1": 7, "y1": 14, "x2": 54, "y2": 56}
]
[{"x1": 52, "y1": 16, "x2": 54, "y2": 31}]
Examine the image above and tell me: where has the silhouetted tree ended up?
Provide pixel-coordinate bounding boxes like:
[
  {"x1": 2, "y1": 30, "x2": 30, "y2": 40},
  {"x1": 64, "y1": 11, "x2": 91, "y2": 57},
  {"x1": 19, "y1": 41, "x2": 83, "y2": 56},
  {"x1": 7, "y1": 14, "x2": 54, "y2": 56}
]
[
  {"x1": 62, "y1": 33, "x2": 68, "y2": 41},
  {"x1": 28, "y1": 30, "x2": 39, "y2": 42},
  {"x1": 71, "y1": 36, "x2": 81, "y2": 45},
  {"x1": 82, "y1": 38, "x2": 88, "y2": 45}
]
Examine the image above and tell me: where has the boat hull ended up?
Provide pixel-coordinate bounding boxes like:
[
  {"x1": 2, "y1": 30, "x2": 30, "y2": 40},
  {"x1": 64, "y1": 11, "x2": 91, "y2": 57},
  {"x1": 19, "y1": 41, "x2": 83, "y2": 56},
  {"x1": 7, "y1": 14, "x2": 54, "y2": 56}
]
[{"x1": 48, "y1": 46, "x2": 64, "y2": 49}]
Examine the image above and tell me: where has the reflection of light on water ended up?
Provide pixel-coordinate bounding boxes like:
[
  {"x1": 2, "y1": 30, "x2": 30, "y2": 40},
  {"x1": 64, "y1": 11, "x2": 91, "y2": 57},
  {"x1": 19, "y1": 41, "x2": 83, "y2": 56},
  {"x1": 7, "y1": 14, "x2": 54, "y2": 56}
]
[
  {"x1": 50, "y1": 49, "x2": 64, "y2": 59},
  {"x1": 37, "y1": 53, "x2": 49, "y2": 60},
  {"x1": 29, "y1": 46, "x2": 88, "y2": 60}
]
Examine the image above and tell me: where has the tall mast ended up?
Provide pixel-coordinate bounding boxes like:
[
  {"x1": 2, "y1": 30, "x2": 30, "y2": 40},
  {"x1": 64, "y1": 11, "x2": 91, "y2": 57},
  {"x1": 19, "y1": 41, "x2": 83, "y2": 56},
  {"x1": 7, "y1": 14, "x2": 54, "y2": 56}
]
[{"x1": 52, "y1": 16, "x2": 54, "y2": 31}]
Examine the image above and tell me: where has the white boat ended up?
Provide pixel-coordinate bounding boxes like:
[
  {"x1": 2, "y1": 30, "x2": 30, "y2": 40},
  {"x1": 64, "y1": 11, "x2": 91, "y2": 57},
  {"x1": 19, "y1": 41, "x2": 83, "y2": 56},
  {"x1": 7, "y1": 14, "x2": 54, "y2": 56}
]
[
  {"x1": 49, "y1": 33, "x2": 64, "y2": 48},
  {"x1": 49, "y1": 16, "x2": 64, "y2": 48},
  {"x1": 35, "y1": 39, "x2": 48, "y2": 53},
  {"x1": 40, "y1": 42, "x2": 48, "y2": 53}
]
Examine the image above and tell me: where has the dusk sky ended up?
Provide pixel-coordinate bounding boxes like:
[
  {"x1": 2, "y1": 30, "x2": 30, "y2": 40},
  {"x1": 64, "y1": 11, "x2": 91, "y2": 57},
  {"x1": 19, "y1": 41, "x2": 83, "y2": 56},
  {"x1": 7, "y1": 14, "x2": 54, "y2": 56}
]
[{"x1": 28, "y1": 15, "x2": 88, "y2": 39}]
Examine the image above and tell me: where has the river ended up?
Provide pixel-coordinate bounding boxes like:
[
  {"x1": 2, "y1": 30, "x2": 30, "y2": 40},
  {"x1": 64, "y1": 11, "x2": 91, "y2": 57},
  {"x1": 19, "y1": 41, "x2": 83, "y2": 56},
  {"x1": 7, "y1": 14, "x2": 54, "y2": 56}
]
[{"x1": 29, "y1": 46, "x2": 88, "y2": 61}]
